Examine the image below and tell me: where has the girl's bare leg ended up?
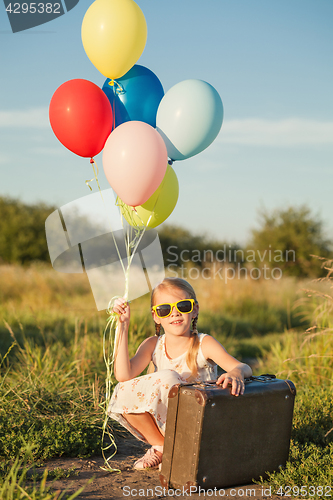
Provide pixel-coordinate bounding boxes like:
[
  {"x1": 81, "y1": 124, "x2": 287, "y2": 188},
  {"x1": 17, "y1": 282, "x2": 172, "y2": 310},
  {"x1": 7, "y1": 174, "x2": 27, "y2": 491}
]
[{"x1": 122, "y1": 412, "x2": 164, "y2": 446}]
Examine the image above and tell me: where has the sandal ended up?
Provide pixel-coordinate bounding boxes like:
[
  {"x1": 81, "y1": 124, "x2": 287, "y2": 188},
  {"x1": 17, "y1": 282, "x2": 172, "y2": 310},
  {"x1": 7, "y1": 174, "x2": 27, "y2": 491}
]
[{"x1": 133, "y1": 447, "x2": 163, "y2": 470}]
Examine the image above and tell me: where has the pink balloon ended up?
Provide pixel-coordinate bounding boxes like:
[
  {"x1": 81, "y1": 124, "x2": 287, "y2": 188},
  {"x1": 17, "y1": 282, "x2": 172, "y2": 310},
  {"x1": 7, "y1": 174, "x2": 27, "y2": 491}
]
[{"x1": 103, "y1": 121, "x2": 168, "y2": 206}]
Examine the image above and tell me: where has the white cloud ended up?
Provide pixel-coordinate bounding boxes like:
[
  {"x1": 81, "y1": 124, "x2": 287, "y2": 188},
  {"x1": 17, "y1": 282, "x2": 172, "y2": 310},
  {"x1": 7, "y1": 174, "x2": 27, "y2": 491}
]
[
  {"x1": 2, "y1": 109, "x2": 333, "y2": 150},
  {"x1": 219, "y1": 118, "x2": 333, "y2": 146},
  {"x1": 0, "y1": 107, "x2": 49, "y2": 128}
]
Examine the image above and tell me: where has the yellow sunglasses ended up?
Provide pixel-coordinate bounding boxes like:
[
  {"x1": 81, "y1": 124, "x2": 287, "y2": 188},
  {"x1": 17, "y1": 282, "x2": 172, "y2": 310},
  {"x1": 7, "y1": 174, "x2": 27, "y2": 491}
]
[{"x1": 152, "y1": 299, "x2": 195, "y2": 318}]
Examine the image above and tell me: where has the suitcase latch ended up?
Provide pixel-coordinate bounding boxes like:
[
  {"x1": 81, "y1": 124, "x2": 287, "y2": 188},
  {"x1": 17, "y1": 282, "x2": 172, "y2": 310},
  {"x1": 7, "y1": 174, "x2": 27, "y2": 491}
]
[{"x1": 195, "y1": 389, "x2": 208, "y2": 406}]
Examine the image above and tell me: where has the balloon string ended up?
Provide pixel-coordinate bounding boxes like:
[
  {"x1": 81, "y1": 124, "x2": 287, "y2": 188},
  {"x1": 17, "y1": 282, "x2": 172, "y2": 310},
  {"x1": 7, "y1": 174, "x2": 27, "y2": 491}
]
[
  {"x1": 101, "y1": 185, "x2": 166, "y2": 472},
  {"x1": 83, "y1": 157, "x2": 125, "y2": 470},
  {"x1": 85, "y1": 158, "x2": 103, "y2": 192},
  {"x1": 88, "y1": 112, "x2": 166, "y2": 472},
  {"x1": 85, "y1": 159, "x2": 95, "y2": 191},
  {"x1": 100, "y1": 300, "x2": 121, "y2": 473},
  {"x1": 108, "y1": 79, "x2": 125, "y2": 95},
  {"x1": 82, "y1": 157, "x2": 129, "y2": 473},
  {"x1": 80, "y1": 112, "x2": 149, "y2": 474},
  {"x1": 95, "y1": 177, "x2": 149, "y2": 474},
  {"x1": 108, "y1": 78, "x2": 127, "y2": 132},
  {"x1": 85, "y1": 156, "x2": 126, "y2": 276},
  {"x1": 112, "y1": 82, "x2": 116, "y2": 131},
  {"x1": 93, "y1": 85, "x2": 127, "y2": 276},
  {"x1": 100, "y1": 227, "x2": 141, "y2": 472},
  {"x1": 81, "y1": 152, "x2": 128, "y2": 463},
  {"x1": 101, "y1": 171, "x2": 168, "y2": 472}
]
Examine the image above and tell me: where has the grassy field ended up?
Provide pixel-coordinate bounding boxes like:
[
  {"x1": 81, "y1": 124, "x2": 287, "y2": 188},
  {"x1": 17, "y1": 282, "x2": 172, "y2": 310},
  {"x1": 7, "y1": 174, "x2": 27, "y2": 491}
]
[{"x1": 0, "y1": 262, "x2": 332, "y2": 498}]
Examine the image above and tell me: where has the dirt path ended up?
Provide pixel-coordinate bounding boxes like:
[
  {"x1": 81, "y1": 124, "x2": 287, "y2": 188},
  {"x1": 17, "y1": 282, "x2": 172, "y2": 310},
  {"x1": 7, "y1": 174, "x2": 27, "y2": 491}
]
[{"x1": 42, "y1": 436, "x2": 282, "y2": 500}]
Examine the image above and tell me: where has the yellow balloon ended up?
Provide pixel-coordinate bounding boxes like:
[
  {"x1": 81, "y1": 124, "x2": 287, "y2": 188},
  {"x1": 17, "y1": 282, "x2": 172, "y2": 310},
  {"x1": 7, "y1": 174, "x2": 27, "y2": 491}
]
[
  {"x1": 120, "y1": 165, "x2": 179, "y2": 229},
  {"x1": 81, "y1": 0, "x2": 147, "y2": 80}
]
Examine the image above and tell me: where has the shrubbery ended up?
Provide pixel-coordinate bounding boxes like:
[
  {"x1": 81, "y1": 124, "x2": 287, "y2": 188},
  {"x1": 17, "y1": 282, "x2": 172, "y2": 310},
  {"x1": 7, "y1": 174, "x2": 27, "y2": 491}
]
[{"x1": 1, "y1": 196, "x2": 332, "y2": 277}]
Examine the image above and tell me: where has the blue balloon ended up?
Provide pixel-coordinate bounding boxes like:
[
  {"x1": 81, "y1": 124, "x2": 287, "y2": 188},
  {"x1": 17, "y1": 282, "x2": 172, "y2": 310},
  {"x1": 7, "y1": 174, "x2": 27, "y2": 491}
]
[{"x1": 102, "y1": 65, "x2": 164, "y2": 129}]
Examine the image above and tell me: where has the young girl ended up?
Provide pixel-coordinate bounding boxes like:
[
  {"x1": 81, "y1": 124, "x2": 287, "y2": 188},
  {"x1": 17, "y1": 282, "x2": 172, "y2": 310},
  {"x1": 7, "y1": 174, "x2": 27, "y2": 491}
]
[{"x1": 108, "y1": 277, "x2": 252, "y2": 470}]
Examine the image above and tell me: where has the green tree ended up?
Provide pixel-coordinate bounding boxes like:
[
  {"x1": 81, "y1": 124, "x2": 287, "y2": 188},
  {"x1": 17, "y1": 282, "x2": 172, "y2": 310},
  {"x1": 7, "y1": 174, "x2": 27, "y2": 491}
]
[
  {"x1": 159, "y1": 224, "x2": 243, "y2": 268},
  {"x1": 0, "y1": 197, "x2": 55, "y2": 264},
  {"x1": 248, "y1": 205, "x2": 332, "y2": 277}
]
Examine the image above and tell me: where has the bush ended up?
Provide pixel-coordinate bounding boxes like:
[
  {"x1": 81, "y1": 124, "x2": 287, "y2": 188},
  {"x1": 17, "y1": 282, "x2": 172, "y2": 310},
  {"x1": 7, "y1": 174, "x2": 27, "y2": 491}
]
[
  {"x1": 248, "y1": 205, "x2": 333, "y2": 277},
  {"x1": 0, "y1": 197, "x2": 55, "y2": 264}
]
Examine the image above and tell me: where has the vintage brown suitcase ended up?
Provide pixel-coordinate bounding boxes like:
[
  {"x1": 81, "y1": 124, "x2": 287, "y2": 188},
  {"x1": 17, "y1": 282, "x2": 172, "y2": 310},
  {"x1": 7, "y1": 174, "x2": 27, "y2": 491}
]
[{"x1": 160, "y1": 375, "x2": 296, "y2": 490}]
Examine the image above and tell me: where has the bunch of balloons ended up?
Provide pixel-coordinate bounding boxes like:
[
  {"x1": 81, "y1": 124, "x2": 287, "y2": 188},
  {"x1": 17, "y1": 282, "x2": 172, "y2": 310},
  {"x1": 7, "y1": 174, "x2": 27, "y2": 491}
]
[{"x1": 49, "y1": 0, "x2": 224, "y2": 230}]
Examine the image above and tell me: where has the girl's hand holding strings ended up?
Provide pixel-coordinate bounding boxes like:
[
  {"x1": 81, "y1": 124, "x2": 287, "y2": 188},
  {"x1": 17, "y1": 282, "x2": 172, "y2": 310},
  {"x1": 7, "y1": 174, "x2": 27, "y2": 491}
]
[
  {"x1": 113, "y1": 298, "x2": 130, "y2": 324},
  {"x1": 112, "y1": 298, "x2": 133, "y2": 382}
]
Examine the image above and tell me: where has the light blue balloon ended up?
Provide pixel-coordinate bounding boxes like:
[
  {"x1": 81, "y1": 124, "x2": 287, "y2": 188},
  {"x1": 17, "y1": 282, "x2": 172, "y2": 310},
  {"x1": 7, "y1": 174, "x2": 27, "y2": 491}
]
[{"x1": 156, "y1": 79, "x2": 223, "y2": 161}]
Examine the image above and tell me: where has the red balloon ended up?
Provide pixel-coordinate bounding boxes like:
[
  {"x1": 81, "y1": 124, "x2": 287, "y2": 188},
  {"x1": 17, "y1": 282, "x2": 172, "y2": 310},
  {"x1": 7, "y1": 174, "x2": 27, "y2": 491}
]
[{"x1": 49, "y1": 79, "x2": 113, "y2": 158}]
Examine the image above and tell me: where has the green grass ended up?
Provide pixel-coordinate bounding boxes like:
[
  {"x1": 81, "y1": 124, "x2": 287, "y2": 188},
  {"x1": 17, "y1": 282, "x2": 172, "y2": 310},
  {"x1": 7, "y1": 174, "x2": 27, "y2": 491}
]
[
  {"x1": 0, "y1": 340, "x2": 103, "y2": 464},
  {"x1": 30, "y1": 467, "x2": 80, "y2": 482},
  {"x1": 258, "y1": 386, "x2": 333, "y2": 497},
  {"x1": 0, "y1": 446, "x2": 88, "y2": 500},
  {"x1": 0, "y1": 334, "x2": 111, "y2": 498},
  {"x1": 255, "y1": 263, "x2": 333, "y2": 497}
]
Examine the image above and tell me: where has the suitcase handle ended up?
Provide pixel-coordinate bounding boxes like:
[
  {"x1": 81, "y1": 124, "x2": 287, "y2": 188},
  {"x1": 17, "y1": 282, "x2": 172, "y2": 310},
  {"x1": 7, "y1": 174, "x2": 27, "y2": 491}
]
[
  {"x1": 246, "y1": 374, "x2": 276, "y2": 383},
  {"x1": 199, "y1": 374, "x2": 277, "y2": 386}
]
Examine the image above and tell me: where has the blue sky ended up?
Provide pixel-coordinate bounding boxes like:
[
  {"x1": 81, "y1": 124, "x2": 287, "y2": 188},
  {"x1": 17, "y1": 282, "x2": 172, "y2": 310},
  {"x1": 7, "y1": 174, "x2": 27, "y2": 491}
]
[{"x1": 1, "y1": 0, "x2": 332, "y2": 245}]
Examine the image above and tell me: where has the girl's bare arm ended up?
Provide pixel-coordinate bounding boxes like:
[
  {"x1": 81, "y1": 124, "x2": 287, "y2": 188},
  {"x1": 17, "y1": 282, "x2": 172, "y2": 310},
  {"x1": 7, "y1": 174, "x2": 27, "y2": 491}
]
[
  {"x1": 113, "y1": 298, "x2": 157, "y2": 382},
  {"x1": 201, "y1": 335, "x2": 252, "y2": 396}
]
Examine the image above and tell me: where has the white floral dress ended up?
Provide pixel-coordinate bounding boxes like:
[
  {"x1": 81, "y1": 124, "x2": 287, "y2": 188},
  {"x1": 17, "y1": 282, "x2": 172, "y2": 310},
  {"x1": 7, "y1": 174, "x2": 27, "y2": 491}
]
[{"x1": 108, "y1": 333, "x2": 217, "y2": 443}]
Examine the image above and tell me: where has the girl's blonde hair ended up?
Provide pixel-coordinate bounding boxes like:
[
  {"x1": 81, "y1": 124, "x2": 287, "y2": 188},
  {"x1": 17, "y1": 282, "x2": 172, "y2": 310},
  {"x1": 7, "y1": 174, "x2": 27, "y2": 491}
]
[{"x1": 151, "y1": 277, "x2": 200, "y2": 378}]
